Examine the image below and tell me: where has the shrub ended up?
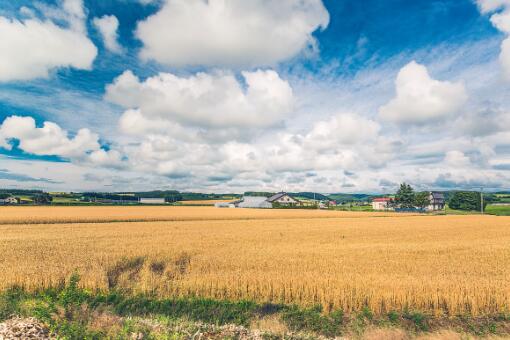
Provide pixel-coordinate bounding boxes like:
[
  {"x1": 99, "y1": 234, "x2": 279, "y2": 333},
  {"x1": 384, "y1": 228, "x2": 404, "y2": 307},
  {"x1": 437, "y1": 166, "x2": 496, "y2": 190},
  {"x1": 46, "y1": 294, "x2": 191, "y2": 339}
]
[{"x1": 282, "y1": 305, "x2": 344, "y2": 336}]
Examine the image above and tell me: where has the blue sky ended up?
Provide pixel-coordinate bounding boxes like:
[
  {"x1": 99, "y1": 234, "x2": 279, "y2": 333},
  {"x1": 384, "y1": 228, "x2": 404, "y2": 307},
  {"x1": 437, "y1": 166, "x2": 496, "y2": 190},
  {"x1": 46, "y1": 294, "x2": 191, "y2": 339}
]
[{"x1": 0, "y1": 0, "x2": 509, "y2": 193}]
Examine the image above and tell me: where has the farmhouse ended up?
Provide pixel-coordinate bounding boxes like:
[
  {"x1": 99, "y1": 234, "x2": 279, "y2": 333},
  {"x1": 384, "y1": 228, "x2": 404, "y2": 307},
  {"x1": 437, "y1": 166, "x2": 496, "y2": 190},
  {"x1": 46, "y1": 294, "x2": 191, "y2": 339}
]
[
  {"x1": 214, "y1": 192, "x2": 300, "y2": 209},
  {"x1": 266, "y1": 192, "x2": 299, "y2": 206},
  {"x1": 0, "y1": 197, "x2": 19, "y2": 205},
  {"x1": 139, "y1": 198, "x2": 165, "y2": 204},
  {"x1": 372, "y1": 197, "x2": 393, "y2": 211},
  {"x1": 427, "y1": 192, "x2": 445, "y2": 211}
]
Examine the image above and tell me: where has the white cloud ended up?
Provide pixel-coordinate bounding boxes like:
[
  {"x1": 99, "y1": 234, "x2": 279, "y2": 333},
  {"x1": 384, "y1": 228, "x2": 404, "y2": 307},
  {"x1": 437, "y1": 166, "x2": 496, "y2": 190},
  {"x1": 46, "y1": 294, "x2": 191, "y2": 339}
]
[
  {"x1": 304, "y1": 113, "x2": 380, "y2": 147},
  {"x1": 136, "y1": 112, "x2": 390, "y2": 177},
  {"x1": 477, "y1": 0, "x2": 510, "y2": 14},
  {"x1": 136, "y1": 0, "x2": 329, "y2": 67},
  {"x1": 453, "y1": 108, "x2": 510, "y2": 137},
  {"x1": 87, "y1": 149, "x2": 124, "y2": 168},
  {"x1": 477, "y1": 0, "x2": 510, "y2": 79},
  {"x1": 101, "y1": 108, "x2": 398, "y2": 191},
  {"x1": 0, "y1": 116, "x2": 99, "y2": 158},
  {"x1": 379, "y1": 61, "x2": 467, "y2": 124},
  {"x1": 2, "y1": 32, "x2": 509, "y2": 193},
  {"x1": 0, "y1": 116, "x2": 124, "y2": 169},
  {"x1": 444, "y1": 150, "x2": 471, "y2": 167},
  {"x1": 92, "y1": 15, "x2": 123, "y2": 53},
  {"x1": 489, "y1": 9, "x2": 510, "y2": 32},
  {"x1": 263, "y1": 113, "x2": 398, "y2": 172},
  {"x1": 19, "y1": 6, "x2": 35, "y2": 18},
  {"x1": 499, "y1": 37, "x2": 510, "y2": 79},
  {"x1": 106, "y1": 69, "x2": 294, "y2": 131},
  {"x1": 0, "y1": 0, "x2": 97, "y2": 82}
]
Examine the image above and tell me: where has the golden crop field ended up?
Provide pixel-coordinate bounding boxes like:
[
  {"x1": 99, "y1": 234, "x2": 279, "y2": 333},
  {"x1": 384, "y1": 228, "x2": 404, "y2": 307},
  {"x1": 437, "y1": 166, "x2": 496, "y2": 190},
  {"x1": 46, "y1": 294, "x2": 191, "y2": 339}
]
[
  {"x1": 178, "y1": 199, "x2": 235, "y2": 205},
  {"x1": 0, "y1": 206, "x2": 404, "y2": 224},
  {"x1": 0, "y1": 206, "x2": 509, "y2": 317}
]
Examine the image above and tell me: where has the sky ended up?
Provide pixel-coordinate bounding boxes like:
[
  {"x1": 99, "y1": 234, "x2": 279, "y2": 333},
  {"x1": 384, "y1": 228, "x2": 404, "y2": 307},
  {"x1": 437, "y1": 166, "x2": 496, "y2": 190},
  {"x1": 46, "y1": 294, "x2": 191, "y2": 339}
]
[{"x1": 0, "y1": 0, "x2": 509, "y2": 193}]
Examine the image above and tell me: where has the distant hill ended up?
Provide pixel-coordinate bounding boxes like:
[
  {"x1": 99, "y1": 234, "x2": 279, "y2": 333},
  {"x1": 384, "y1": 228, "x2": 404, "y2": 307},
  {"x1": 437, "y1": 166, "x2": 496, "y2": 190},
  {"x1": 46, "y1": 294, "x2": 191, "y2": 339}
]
[
  {"x1": 243, "y1": 192, "x2": 273, "y2": 197},
  {"x1": 0, "y1": 189, "x2": 43, "y2": 195},
  {"x1": 123, "y1": 191, "x2": 239, "y2": 201},
  {"x1": 292, "y1": 192, "x2": 330, "y2": 201},
  {"x1": 327, "y1": 193, "x2": 375, "y2": 203}
]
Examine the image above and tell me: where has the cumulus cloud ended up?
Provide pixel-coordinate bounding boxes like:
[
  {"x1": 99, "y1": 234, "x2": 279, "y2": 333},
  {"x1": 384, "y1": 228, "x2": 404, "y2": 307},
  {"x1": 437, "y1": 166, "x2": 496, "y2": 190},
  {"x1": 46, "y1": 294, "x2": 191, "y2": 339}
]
[
  {"x1": 136, "y1": 0, "x2": 329, "y2": 67},
  {"x1": 87, "y1": 149, "x2": 124, "y2": 168},
  {"x1": 303, "y1": 113, "x2": 380, "y2": 148},
  {"x1": 92, "y1": 15, "x2": 123, "y2": 53},
  {"x1": 0, "y1": 116, "x2": 123, "y2": 168},
  {"x1": 106, "y1": 69, "x2": 294, "y2": 132},
  {"x1": 0, "y1": 116, "x2": 99, "y2": 158},
  {"x1": 477, "y1": 0, "x2": 510, "y2": 14},
  {"x1": 104, "y1": 109, "x2": 398, "y2": 190},
  {"x1": 444, "y1": 150, "x2": 471, "y2": 167},
  {"x1": 379, "y1": 61, "x2": 467, "y2": 124},
  {"x1": 453, "y1": 108, "x2": 510, "y2": 137},
  {"x1": 0, "y1": 0, "x2": 97, "y2": 82},
  {"x1": 268, "y1": 113, "x2": 398, "y2": 171},
  {"x1": 477, "y1": 0, "x2": 510, "y2": 79},
  {"x1": 497, "y1": 36, "x2": 510, "y2": 79}
]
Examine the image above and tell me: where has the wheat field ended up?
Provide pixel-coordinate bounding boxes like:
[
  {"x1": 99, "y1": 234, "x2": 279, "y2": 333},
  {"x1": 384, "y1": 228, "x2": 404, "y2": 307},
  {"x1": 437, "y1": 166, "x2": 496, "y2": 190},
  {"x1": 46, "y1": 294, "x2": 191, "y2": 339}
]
[
  {"x1": 178, "y1": 199, "x2": 235, "y2": 205},
  {"x1": 0, "y1": 206, "x2": 404, "y2": 224},
  {"x1": 0, "y1": 206, "x2": 509, "y2": 316}
]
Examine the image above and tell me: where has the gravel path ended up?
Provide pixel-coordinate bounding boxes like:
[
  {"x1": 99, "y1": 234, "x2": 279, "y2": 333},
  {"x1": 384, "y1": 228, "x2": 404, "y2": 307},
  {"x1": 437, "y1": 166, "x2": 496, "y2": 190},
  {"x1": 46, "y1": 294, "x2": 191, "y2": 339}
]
[{"x1": 0, "y1": 317, "x2": 53, "y2": 340}]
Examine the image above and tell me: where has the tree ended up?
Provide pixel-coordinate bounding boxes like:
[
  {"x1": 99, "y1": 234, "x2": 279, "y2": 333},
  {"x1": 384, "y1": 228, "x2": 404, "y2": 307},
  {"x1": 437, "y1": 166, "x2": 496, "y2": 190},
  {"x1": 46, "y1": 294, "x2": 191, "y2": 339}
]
[
  {"x1": 394, "y1": 183, "x2": 415, "y2": 209},
  {"x1": 33, "y1": 193, "x2": 53, "y2": 205},
  {"x1": 414, "y1": 192, "x2": 431, "y2": 209},
  {"x1": 165, "y1": 193, "x2": 183, "y2": 203},
  {"x1": 449, "y1": 191, "x2": 487, "y2": 211}
]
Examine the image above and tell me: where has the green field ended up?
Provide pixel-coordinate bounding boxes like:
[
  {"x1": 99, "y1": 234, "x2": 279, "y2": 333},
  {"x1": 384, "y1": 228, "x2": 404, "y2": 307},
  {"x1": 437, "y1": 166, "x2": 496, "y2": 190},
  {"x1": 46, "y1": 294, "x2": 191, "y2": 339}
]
[
  {"x1": 446, "y1": 204, "x2": 510, "y2": 216},
  {"x1": 330, "y1": 205, "x2": 373, "y2": 212},
  {"x1": 485, "y1": 204, "x2": 510, "y2": 216}
]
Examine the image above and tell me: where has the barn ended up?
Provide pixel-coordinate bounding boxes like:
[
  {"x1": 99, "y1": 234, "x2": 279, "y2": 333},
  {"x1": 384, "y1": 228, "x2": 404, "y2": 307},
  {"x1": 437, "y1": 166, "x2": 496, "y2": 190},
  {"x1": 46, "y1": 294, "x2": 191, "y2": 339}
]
[
  {"x1": 267, "y1": 192, "x2": 299, "y2": 206},
  {"x1": 139, "y1": 198, "x2": 166, "y2": 204},
  {"x1": 236, "y1": 196, "x2": 272, "y2": 209}
]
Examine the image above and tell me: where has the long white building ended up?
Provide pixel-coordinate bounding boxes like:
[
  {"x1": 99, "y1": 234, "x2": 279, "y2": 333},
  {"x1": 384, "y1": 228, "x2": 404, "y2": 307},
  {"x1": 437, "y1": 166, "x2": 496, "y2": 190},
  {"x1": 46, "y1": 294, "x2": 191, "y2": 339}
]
[{"x1": 139, "y1": 198, "x2": 166, "y2": 204}]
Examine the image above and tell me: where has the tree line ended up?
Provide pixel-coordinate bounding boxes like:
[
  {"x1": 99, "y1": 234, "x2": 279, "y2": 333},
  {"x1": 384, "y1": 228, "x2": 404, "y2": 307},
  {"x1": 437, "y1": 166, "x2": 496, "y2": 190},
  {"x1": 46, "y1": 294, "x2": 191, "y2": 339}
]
[{"x1": 392, "y1": 183, "x2": 487, "y2": 211}]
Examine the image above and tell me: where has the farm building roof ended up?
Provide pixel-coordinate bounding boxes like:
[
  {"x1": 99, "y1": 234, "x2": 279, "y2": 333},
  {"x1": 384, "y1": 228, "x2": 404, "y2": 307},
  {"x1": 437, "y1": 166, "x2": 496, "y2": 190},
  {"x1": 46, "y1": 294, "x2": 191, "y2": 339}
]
[
  {"x1": 430, "y1": 192, "x2": 445, "y2": 200},
  {"x1": 237, "y1": 196, "x2": 272, "y2": 209},
  {"x1": 267, "y1": 192, "x2": 289, "y2": 202},
  {"x1": 373, "y1": 197, "x2": 392, "y2": 202}
]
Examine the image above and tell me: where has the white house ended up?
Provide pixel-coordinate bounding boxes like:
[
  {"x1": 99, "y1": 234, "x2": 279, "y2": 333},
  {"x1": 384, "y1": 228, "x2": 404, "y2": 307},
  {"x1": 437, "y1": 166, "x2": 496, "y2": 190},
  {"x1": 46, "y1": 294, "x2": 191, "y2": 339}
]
[
  {"x1": 0, "y1": 197, "x2": 19, "y2": 205},
  {"x1": 266, "y1": 192, "x2": 300, "y2": 206},
  {"x1": 139, "y1": 198, "x2": 166, "y2": 204},
  {"x1": 427, "y1": 192, "x2": 445, "y2": 211},
  {"x1": 372, "y1": 197, "x2": 393, "y2": 211}
]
